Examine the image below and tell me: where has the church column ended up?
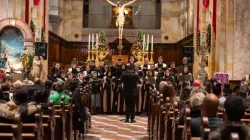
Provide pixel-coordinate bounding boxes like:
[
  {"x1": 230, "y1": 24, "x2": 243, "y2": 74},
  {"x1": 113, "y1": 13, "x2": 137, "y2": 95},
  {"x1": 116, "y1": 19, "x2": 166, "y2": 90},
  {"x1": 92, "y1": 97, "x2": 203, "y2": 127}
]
[{"x1": 192, "y1": 0, "x2": 199, "y2": 79}]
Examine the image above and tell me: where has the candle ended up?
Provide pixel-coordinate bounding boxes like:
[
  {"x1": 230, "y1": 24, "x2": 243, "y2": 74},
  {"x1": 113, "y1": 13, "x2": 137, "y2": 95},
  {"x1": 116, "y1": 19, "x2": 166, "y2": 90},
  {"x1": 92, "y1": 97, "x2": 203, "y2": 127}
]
[
  {"x1": 151, "y1": 35, "x2": 153, "y2": 51},
  {"x1": 92, "y1": 34, "x2": 94, "y2": 50},
  {"x1": 147, "y1": 34, "x2": 149, "y2": 51},
  {"x1": 96, "y1": 33, "x2": 98, "y2": 49},
  {"x1": 143, "y1": 34, "x2": 145, "y2": 50},
  {"x1": 88, "y1": 34, "x2": 90, "y2": 50}
]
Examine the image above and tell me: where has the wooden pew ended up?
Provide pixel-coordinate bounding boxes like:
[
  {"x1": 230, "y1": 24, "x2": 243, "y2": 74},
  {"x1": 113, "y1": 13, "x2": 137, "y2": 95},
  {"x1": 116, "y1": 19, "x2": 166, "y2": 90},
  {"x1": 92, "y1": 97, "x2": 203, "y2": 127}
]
[
  {"x1": 0, "y1": 109, "x2": 42, "y2": 140},
  {"x1": 164, "y1": 97, "x2": 174, "y2": 140},
  {"x1": 158, "y1": 97, "x2": 165, "y2": 140},
  {"x1": 201, "y1": 117, "x2": 210, "y2": 140},
  {"x1": 149, "y1": 90, "x2": 157, "y2": 140},
  {"x1": 171, "y1": 101, "x2": 179, "y2": 140},
  {"x1": 42, "y1": 100, "x2": 56, "y2": 140},
  {"x1": 153, "y1": 92, "x2": 162, "y2": 140}
]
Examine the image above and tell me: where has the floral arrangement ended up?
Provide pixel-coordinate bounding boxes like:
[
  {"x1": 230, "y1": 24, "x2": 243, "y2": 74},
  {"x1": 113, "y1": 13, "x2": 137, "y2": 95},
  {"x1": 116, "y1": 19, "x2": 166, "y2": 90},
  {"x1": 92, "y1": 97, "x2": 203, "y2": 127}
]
[
  {"x1": 97, "y1": 31, "x2": 110, "y2": 50},
  {"x1": 206, "y1": 23, "x2": 211, "y2": 47},
  {"x1": 196, "y1": 30, "x2": 201, "y2": 55},
  {"x1": 131, "y1": 30, "x2": 146, "y2": 50}
]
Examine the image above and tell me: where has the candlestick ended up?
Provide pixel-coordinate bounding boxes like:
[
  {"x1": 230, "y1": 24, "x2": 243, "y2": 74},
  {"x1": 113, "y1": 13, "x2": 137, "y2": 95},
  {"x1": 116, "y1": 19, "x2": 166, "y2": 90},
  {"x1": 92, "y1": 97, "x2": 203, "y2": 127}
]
[
  {"x1": 151, "y1": 35, "x2": 153, "y2": 51},
  {"x1": 88, "y1": 34, "x2": 90, "y2": 50},
  {"x1": 96, "y1": 33, "x2": 98, "y2": 49},
  {"x1": 147, "y1": 34, "x2": 149, "y2": 51},
  {"x1": 92, "y1": 34, "x2": 94, "y2": 50},
  {"x1": 143, "y1": 34, "x2": 145, "y2": 50}
]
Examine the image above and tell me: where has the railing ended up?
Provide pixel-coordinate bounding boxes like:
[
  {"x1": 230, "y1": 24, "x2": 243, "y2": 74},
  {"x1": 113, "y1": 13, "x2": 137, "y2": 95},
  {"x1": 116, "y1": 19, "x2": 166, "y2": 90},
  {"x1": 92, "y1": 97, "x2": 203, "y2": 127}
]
[{"x1": 83, "y1": 14, "x2": 161, "y2": 29}]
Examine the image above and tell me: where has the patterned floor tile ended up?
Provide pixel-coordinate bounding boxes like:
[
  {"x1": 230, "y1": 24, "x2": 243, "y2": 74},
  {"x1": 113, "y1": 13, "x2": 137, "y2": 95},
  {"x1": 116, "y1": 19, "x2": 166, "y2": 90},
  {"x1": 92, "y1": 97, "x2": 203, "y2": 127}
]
[{"x1": 85, "y1": 115, "x2": 149, "y2": 140}]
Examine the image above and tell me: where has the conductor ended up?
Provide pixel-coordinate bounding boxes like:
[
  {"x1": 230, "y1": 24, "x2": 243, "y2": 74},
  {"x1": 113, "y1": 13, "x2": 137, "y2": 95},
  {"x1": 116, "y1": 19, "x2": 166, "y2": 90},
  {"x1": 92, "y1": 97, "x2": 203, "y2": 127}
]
[{"x1": 120, "y1": 65, "x2": 141, "y2": 123}]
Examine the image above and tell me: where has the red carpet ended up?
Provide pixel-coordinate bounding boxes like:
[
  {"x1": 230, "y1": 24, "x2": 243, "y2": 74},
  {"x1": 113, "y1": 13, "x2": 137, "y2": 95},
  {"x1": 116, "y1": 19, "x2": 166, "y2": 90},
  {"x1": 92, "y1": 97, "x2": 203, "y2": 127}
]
[{"x1": 85, "y1": 115, "x2": 148, "y2": 140}]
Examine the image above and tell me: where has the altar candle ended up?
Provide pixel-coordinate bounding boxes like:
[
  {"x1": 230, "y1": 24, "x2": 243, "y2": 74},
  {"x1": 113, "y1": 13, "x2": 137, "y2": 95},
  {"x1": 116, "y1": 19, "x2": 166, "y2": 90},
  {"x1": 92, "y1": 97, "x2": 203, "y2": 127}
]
[
  {"x1": 96, "y1": 33, "x2": 98, "y2": 49},
  {"x1": 151, "y1": 35, "x2": 153, "y2": 51},
  {"x1": 147, "y1": 34, "x2": 149, "y2": 51},
  {"x1": 92, "y1": 34, "x2": 94, "y2": 50},
  {"x1": 88, "y1": 34, "x2": 90, "y2": 50},
  {"x1": 143, "y1": 34, "x2": 145, "y2": 50}
]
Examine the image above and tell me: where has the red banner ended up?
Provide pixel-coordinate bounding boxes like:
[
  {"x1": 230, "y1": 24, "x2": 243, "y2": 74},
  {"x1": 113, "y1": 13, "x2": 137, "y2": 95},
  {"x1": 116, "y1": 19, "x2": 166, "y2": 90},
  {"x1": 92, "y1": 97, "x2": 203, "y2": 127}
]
[
  {"x1": 212, "y1": 0, "x2": 216, "y2": 38},
  {"x1": 196, "y1": 0, "x2": 200, "y2": 33},
  {"x1": 203, "y1": 0, "x2": 209, "y2": 8},
  {"x1": 25, "y1": 0, "x2": 29, "y2": 24},
  {"x1": 34, "y1": 0, "x2": 40, "y2": 6}
]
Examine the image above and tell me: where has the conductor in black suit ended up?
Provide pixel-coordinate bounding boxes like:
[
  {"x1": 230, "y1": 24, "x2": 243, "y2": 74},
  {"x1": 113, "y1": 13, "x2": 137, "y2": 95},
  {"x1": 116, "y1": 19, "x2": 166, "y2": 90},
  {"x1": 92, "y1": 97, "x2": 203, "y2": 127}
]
[{"x1": 120, "y1": 65, "x2": 141, "y2": 123}]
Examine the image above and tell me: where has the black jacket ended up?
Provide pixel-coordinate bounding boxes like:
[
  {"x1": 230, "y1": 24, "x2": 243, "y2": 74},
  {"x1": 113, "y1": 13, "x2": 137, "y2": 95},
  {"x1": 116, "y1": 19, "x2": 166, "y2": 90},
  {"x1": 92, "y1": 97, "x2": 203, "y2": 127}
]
[{"x1": 120, "y1": 71, "x2": 141, "y2": 97}]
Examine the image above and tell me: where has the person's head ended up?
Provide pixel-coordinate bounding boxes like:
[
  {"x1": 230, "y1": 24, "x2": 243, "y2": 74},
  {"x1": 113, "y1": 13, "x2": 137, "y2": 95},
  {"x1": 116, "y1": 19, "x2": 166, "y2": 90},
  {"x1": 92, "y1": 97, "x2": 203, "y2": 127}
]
[
  {"x1": 129, "y1": 56, "x2": 135, "y2": 63},
  {"x1": 223, "y1": 83, "x2": 232, "y2": 97},
  {"x1": 12, "y1": 80, "x2": 24, "y2": 90},
  {"x1": 55, "y1": 80, "x2": 65, "y2": 92},
  {"x1": 104, "y1": 65, "x2": 109, "y2": 72},
  {"x1": 44, "y1": 80, "x2": 53, "y2": 89},
  {"x1": 85, "y1": 65, "x2": 90, "y2": 71},
  {"x1": 150, "y1": 65, "x2": 155, "y2": 70},
  {"x1": 71, "y1": 61, "x2": 77, "y2": 68},
  {"x1": 34, "y1": 78, "x2": 43, "y2": 85},
  {"x1": 90, "y1": 60, "x2": 95, "y2": 67},
  {"x1": 237, "y1": 90, "x2": 247, "y2": 99},
  {"x1": 213, "y1": 83, "x2": 222, "y2": 97},
  {"x1": 181, "y1": 86, "x2": 192, "y2": 101},
  {"x1": 1, "y1": 83, "x2": 10, "y2": 92},
  {"x1": 165, "y1": 69, "x2": 171, "y2": 76},
  {"x1": 182, "y1": 65, "x2": 189, "y2": 73},
  {"x1": 122, "y1": 64, "x2": 126, "y2": 70},
  {"x1": 59, "y1": 70, "x2": 66, "y2": 78},
  {"x1": 78, "y1": 72, "x2": 85, "y2": 80},
  {"x1": 144, "y1": 58, "x2": 149, "y2": 64},
  {"x1": 182, "y1": 57, "x2": 188, "y2": 64},
  {"x1": 134, "y1": 64, "x2": 139, "y2": 71},
  {"x1": 33, "y1": 86, "x2": 47, "y2": 103},
  {"x1": 68, "y1": 79, "x2": 79, "y2": 92},
  {"x1": 148, "y1": 70, "x2": 154, "y2": 77},
  {"x1": 190, "y1": 92, "x2": 206, "y2": 109},
  {"x1": 127, "y1": 65, "x2": 133, "y2": 71},
  {"x1": 159, "y1": 81, "x2": 175, "y2": 103},
  {"x1": 92, "y1": 72, "x2": 97, "y2": 79},
  {"x1": 190, "y1": 86, "x2": 207, "y2": 97},
  {"x1": 201, "y1": 94, "x2": 219, "y2": 117},
  {"x1": 158, "y1": 56, "x2": 163, "y2": 63},
  {"x1": 117, "y1": 58, "x2": 122, "y2": 65},
  {"x1": 108, "y1": 71, "x2": 112, "y2": 77},
  {"x1": 67, "y1": 72, "x2": 73, "y2": 80},
  {"x1": 98, "y1": 60, "x2": 104, "y2": 67},
  {"x1": 170, "y1": 62, "x2": 175, "y2": 68},
  {"x1": 55, "y1": 63, "x2": 60, "y2": 69},
  {"x1": 224, "y1": 96, "x2": 246, "y2": 122}
]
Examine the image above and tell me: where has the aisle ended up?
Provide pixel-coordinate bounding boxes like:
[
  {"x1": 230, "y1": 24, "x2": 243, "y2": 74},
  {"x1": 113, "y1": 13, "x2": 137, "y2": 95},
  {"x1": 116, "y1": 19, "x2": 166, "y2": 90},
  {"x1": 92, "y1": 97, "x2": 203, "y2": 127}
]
[{"x1": 85, "y1": 115, "x2": 148, "y2": 140}]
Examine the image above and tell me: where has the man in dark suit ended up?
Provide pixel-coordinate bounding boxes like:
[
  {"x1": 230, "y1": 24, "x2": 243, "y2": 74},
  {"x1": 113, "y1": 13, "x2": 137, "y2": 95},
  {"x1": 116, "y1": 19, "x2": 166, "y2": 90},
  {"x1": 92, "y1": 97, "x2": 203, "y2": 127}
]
[
  {"x1": 120, "y1": 65, "x2": 141, "y2": 123},
  {"x1": 209, "y1": 96, "x2": 250, "y2": 140},
  {"x1": 191, "y1": 94, "x2": 223, "y2": 137}
]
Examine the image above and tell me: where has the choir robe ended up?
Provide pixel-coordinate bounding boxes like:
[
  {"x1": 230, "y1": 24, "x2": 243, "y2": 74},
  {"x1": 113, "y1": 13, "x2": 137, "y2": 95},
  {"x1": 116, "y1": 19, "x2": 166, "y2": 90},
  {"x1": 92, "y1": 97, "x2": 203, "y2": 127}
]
[
  {"x1": 89, "y1": 78, "x2": 102, "y2": 113},
  {"x1": 134, "y1": 70, "x2": 144, "y2": 113},
  {"x1": 161, "y1": 75, "x2": 177, "y2": 88},
  {"x1": 141, "y1": 64, "x2": 150, "y2": 77},
  {"x1": 154, "y1": 63, "x2": 167, "y2": 71},
  {"x1": 102, "y1": 76, "x2": 114, "y2": 113}
]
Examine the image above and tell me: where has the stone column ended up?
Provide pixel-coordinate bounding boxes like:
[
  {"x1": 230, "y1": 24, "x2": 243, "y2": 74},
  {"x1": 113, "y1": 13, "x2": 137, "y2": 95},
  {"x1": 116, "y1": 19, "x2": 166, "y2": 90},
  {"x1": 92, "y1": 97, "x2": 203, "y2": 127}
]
[{"x1": 192, "y1": 0, "x2": 199, "y2": 79}]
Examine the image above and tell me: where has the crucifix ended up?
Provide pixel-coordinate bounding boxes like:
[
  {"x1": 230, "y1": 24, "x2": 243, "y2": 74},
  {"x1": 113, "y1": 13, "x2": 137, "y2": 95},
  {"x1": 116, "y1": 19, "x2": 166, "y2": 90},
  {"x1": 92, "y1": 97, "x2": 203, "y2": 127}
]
[{"x1": 106, "y1": 0, "x2": 136, "y2": 39}]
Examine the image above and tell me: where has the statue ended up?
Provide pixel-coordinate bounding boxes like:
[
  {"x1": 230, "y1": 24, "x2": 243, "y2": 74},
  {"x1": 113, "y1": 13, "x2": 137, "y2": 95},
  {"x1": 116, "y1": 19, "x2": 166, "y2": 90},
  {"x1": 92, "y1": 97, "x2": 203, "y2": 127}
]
[
  {"x1": 20, "y1": 49, "x2": 33, "y2": 80},
  {"x1": 0, "y1": 50, "x2": 7, "y2": 68},
  {"x1": 106, "y1": 0, "x2": 136, "y2": 39},
  {"x1": 32, "y1": 55, "x2": 42, "y2": 80}
]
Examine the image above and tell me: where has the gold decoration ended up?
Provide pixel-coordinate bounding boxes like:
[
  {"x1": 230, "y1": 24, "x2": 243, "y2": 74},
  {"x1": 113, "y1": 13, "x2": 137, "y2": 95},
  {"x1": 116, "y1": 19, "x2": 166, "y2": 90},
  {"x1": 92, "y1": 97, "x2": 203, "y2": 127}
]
[
  {"x1": 149, "y1": 51, "x2": 154, "y2": 64},
  {"x1": 132, "y1": 50, "x2": 147, "y2": 66}
]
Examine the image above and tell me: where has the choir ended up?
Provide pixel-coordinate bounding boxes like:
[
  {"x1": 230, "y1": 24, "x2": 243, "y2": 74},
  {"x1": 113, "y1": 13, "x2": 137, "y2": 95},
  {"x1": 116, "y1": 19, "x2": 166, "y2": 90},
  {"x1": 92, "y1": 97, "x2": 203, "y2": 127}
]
[{"x1": 49, "y1": 56, "x2": 193, "y2": 114}]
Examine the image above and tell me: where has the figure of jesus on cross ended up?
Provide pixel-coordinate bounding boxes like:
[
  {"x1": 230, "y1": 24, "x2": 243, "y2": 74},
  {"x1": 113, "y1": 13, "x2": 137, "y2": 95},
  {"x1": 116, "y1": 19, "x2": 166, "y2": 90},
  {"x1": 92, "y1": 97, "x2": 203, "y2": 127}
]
[{"x1": 106, "y1": 0, "x2": 136, "y2": 39}]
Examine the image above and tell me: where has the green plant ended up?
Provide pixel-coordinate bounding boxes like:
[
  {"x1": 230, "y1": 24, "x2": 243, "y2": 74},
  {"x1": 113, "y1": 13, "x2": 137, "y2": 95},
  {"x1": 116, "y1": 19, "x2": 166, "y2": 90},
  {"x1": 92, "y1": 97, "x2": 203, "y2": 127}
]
[
  {"x1": 132, "y1": 30, "x2": 146, "y2": 50},
  {"x1": 97, "y1": 31, "x2": 109, "y2": 50}
]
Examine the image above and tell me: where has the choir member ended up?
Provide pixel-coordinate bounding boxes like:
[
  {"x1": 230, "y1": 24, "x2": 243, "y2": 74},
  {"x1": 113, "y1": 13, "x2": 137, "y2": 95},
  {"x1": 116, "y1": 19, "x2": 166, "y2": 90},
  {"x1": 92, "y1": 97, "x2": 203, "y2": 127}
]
[
  {"x1": 103, "y1": 71, "x2": 114, "y2": 113},
  {"x1": 98, "y1": 60, "x2": 105, "y2": 78},
  {"x1": 57, "y1": 70, "x2": 66, "y2": 81},
  {"x1": 162, "y1": 68, "x2": 177, "y2": 88},
  {"x1": 65, "y1": 71, "x2": 73, "y2": 88},
  {"x1": 127, "y1": 55, "x2": 135, "y2": 71},
  {"x1": 83, "y1": 65, "x2": 92, "y2": 81},
  {"x1": 68, "y1": 61, "x2": 80, "y2": 78},
  {"x1": 154, "y1": 56, "x2": 167, "y2": 72},
  {"x1": 50, "y1": 62, "x2": 61, "y2": 75},
  {"x1": 77, "y1": 71, "x2": 86, "y2": 87},
  {"x1": 141, "y1": 58, "x2": 150, "y2": 77},
  {"x1": 182, "y1": 57, "x2": 193, "y2": 73},
  {"x1": 89, "y1": 72, "x2": 102, "y2": 114}
]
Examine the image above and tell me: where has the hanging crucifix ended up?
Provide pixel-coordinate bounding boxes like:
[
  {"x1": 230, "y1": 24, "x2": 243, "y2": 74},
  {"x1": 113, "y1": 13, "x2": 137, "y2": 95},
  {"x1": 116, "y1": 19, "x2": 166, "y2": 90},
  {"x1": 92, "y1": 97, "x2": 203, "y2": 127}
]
[{"x1": 106, "y1": 0, "x2": 136, "y2": 39}]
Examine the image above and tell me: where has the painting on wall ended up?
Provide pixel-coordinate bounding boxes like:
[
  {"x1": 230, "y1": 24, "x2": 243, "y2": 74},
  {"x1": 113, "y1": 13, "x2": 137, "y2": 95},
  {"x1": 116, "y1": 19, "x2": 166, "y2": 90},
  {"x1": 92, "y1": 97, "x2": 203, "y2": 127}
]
[{"x1": 0, "y1": 26, "x2": 24, "y2": 72}]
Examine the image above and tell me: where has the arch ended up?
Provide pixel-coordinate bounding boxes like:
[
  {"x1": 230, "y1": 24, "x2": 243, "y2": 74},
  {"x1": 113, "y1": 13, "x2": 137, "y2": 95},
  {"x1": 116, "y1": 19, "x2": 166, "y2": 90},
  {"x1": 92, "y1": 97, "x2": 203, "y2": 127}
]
[{"x1": 0, "y1": 18, "x2": 34, "y2": 47}]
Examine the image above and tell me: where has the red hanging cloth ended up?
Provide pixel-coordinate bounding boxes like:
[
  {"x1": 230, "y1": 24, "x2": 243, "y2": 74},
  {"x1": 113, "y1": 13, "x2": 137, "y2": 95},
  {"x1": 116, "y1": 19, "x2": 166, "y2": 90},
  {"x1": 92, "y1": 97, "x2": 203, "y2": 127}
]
[
  {"x1": 25, "y1": 0, "x2": 29, "y2": 24},
  {"x1": 212, "y1": 0, "x2": 216, "y2": 38},
  {"x1": 203, "y1": 0, "x2": 209, "y2": 8},
  {"x1": 196, "y1": 0, "x2": 200, "y2": 33},
  {"x1": 34, "y1": 0, "x2": 40, "y2": 6}
]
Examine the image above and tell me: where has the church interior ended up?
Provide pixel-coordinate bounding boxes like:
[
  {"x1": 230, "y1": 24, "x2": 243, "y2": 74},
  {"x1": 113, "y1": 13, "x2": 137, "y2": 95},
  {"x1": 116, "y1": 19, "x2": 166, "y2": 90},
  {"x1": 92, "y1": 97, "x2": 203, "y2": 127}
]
[{"x1": 0, "y1": 0, "x2": 249, "y2": 139}]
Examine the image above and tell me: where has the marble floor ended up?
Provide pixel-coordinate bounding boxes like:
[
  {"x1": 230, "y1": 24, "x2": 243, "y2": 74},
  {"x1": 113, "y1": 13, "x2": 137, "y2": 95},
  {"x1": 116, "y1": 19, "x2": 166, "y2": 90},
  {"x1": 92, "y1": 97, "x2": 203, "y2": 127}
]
[{"x1": 85, "y1": 115, "x2": 148, "y2": 140}]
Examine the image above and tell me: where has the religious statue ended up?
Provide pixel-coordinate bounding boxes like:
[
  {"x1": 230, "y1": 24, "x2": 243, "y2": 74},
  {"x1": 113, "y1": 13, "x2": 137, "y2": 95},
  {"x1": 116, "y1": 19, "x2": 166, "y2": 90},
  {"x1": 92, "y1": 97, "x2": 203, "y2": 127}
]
[
  {"x1": 0, "y1": 50, "x2": 7, "y2": 68},
  {"x1": 32, "y1": 55, "x2": 42, "y2": 80},
  {"x1": 106, "y1": 0, "x2": 136, "y2": 39},
  {"x1": 20, "y1": 50, "x2": 33, "y2": 80}
]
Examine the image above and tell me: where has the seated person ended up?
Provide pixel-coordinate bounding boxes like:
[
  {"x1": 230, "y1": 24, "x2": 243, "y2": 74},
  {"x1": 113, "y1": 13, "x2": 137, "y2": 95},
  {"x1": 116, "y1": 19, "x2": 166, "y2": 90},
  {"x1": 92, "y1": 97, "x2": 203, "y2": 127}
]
[
  {"x1": 209, "y1": 96, "x2": 250, "y2": 140},
  {"x1": 48, "y1": 80, "x2": 69, "y2": 105},
  {"x1": 213, "y1": 83, "x2": 226, "y2": 107},
  {"x1": 28, "y1": 86, "x2": 48, "y2": 113},
  {"x1": 1, "y1": 83, "x2": 11, "y2": 102},
  {"x1": 0, "y1": 89, "x2": 37, "y2": 122},
  {"x1": 191, "y1": 94, "x2": 223, "y2": 137}
]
